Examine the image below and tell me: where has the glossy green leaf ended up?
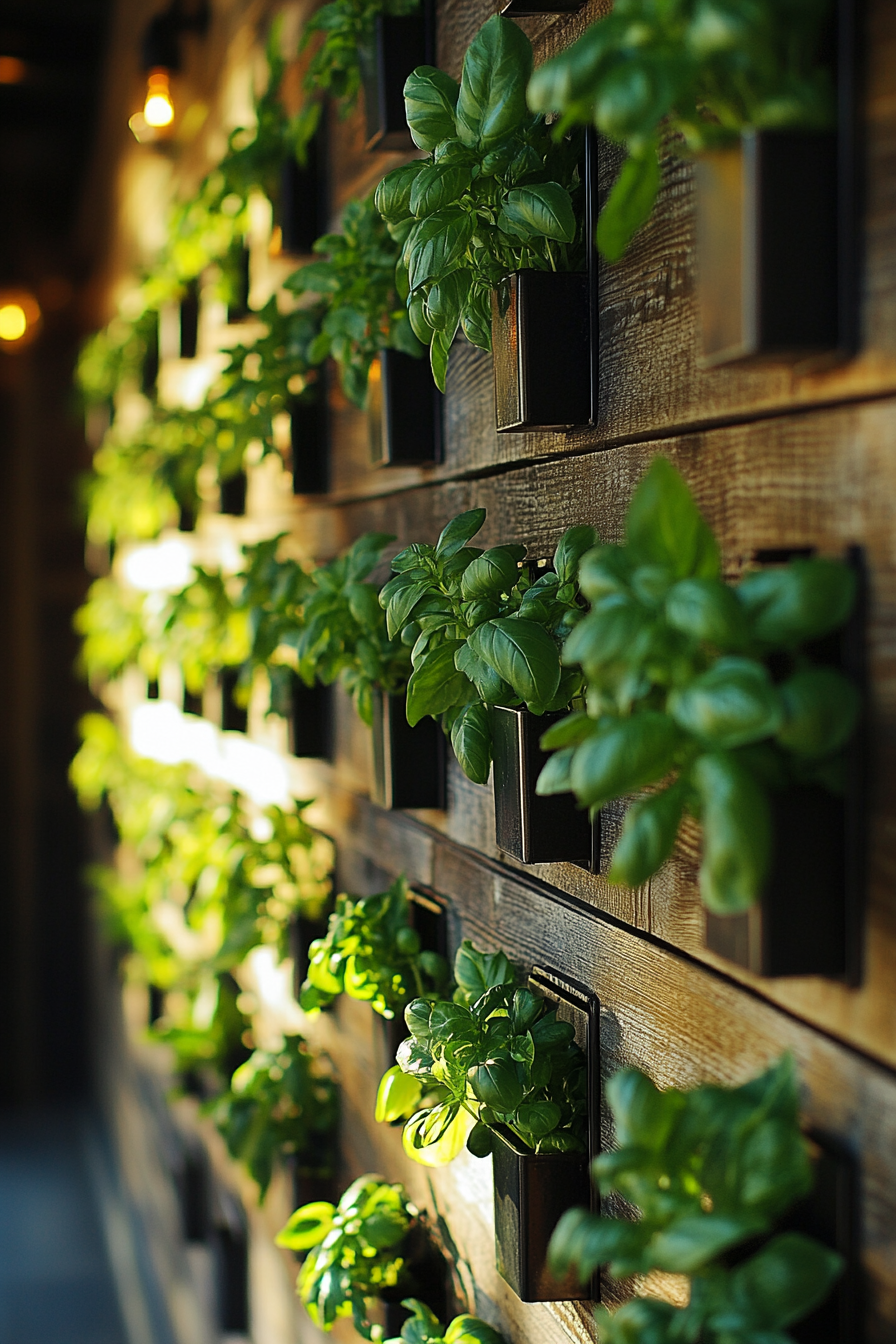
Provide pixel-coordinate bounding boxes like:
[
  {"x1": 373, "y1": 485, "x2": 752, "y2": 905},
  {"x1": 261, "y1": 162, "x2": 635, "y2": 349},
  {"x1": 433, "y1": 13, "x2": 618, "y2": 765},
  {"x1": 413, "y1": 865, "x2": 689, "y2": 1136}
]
[
  {"x1": 554, "y1": 525, "x2": 598, "y2": 583},
  {"x1": 500, "y1": 182, "x2": 577, "y2": 242},
  {"x1": 375, "y1": 161, "x2": 429, "y2": 222},
  {"x1": 664, "y1": 576, "x2": 749, "y2": 647},
  {"x1": 467, "y1": 617, "x2": 561, "y2": 706},
  {"x1": 450, "y1": 702, "x2": 493, "y2": 783},
  {"x1": 569, "y1": 713, "x2": 683, "y2": 808},
  {"x1": 404, "y1": 66, "x2": 460, "y2": 151},
  {"x1": 738, "y1": 557, "x2": 857, "y2": 648},
  {"x1": 692, "y1": 751, "x2": 771, "y2": 913},
  {"x1": 410, "y1": 162, "x2": 473, "y2": 218},
  {"x1": 406, "y1": 639, "x2": 470, "y2": 724},
  {"x1": 727, "y1": 1233, "x2": 843, "y2": 1329},
  {"x1": 669, "y1": 657, "x2": 782, "y2": 749},
  {"x1": 460, "y1": 547, "x2": 521, "y2": 600},
  {"x1": 608, "y1": 780, "x2": 687, "y2": 886},
  {"x1": 776, "y1": 666, "x2": 860, "y2": 759},
  {"x1": 407, "y1": 209, "x2": 475, "y2": 291},
  {"x1": 436, "y1": 508, "x2": 487, "y2": 558},
  {"x1": 625, "y1": 457, "x2": 720, "y2": 580},
  {"x1": 596, "y1": 148, "x2": 662, "y2": 262},
  {"x1": 456, "y1": 16, "x2": 533, "y2": 149}
]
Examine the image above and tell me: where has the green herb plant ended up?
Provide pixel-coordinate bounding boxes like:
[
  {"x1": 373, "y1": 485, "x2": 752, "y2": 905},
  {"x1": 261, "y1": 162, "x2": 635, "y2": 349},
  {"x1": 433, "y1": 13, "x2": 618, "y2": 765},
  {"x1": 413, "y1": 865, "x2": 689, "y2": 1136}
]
[
  {"x1": 375, "y1": 15, "x2": 584, "y2": 389},
  {"x1": 527, "y1": 0, "x2": 836, "y2": 262},
  {"x1": 285, "y1": 194, "x2": 423, "y2": 409},
  {"x1": 376, "y1": 940, "x2": 587, "y2": 1167},
  {"x1": 212, "y1": 1037, "x2": 338, "y2": 1198},
  {"x1": 548, "y1": 1055, "x2": 842, "y2": 1343},
  {"x1": 385, "y1": 1301, "x2": 505, "y2": 1344},
  {"x1": 301, "y1": 877, "x2": 451, "y2": 1019},
  {"x1": 379, "y1": 508, "x2": 595, "y2": 784},
  {"x1": 276, "y1": 1174, "x2": 416, "y2": 1339},
  {"x1": 536, "y1": 457, "x2": 859, "y2": 915}
]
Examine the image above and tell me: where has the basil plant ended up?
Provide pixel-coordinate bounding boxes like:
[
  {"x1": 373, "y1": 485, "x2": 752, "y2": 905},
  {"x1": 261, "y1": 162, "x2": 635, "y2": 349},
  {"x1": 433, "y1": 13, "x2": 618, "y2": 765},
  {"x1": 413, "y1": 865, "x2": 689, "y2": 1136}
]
[
  {"x1": 549, "y1": 1055, "x2": 842, "y2": 1343},
  {"x1": 528, "y1": 0, "x2": 835, "y2": 261},
  {"x1": 385, "y1": 1300, "x2": 506, "y2": 1344},
  {"x1": 537, "y1": 456, "x2": 859, "y2": 914},
  {"x1": 375, "y1": 15, "x2": 584, "y2": 389},
  {"x1": 375, "y1": 940, "x2": 588, "y2": 1167},
  {"x1": 379, "y1": 508, "x2": 595, "y2": 784},
  {"x1": 285, "y1": 193, "x2": 424, "y2": 409},
  {"x1": 300, "y1": 876, "x2": 451, "y2": 1019},
  {"x1": 276, "y1": 1174, "x2": 416, "y2": 1339}
]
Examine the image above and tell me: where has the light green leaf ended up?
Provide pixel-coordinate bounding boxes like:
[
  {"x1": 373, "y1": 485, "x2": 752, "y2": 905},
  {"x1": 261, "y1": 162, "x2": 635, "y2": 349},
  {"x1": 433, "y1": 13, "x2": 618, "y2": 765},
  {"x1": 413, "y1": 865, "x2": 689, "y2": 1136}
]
[
  {"x1": 595, "y1": 147, "x2": 662, "y2": 263},
  {"x1": 467, "y1": 617, "x2": 561, "y2": 706},
  {"x1": 569, "y1": 713, "x2": 683, "y2": 808},
  {"x1": 608, "y1": 780, "x2": 687, "y2": 886},
  {"x1": 669, "y1": 657, "x2": 782, "y2": 749}
]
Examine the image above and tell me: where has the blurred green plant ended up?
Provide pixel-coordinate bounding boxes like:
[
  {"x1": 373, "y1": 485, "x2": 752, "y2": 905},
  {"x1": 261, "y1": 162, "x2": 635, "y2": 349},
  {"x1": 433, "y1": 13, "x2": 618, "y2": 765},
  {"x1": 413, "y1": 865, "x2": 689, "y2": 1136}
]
[{"x1": 385, "y1": 1301, "x2": 505, "y2": 1344}]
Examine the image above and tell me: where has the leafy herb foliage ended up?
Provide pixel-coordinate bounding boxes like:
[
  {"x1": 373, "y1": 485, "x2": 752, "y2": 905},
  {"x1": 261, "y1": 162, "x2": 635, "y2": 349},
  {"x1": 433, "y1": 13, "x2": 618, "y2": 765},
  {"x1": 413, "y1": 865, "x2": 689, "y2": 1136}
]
[
  {"x1": 285, "y1": 194, "x2": 424, "y2": 408},
  {"x1": 385, "y1": 1300, "x2": 505, "y2": 1344},
  {"x1": 212, "y1": 1038, "x2": 338, "y2": 1198},
  {"x1": 379, "y1": 509, "x2": 594, "y2": 783},
  {"x1": 301, "y1": 877, "x2": 451, "y2": 1019},
  {"x1": 375, "y1": 16, "x2": 584, "y2": 390},
  {"x1": 548, "y1": 1055, "x2": 842, "y2": 1343},
  {"x1": 537, "y1": 457, "x2": 859, "y2": 913},
  {"x1": 376, "y1": 940, "x2": 587, "y2": 1166},
  {"x1": 276, "y1": 1174, "x2": 415, "y2": 1338},
  {"x1": 528, "y1": 0, "x2": 835, "y2": 261}
]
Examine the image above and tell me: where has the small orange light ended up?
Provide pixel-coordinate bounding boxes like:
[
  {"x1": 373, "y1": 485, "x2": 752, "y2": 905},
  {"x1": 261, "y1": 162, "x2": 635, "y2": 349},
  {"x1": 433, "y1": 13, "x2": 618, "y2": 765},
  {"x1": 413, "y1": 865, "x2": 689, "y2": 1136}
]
[
  {"x1": 0, "y1": 55, "x2": 26, "y2": 84},
  {"x1": 0, "y1": 291, "x2": 41, "y2": 349},
  {"x1": 144, "y1": 68, "x2": 174, "y2": 127}
]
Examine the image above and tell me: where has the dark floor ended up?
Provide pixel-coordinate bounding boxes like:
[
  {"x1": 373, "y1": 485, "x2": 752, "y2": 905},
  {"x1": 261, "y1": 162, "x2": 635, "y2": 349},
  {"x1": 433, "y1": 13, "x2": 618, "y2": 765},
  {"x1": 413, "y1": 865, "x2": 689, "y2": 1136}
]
[{"x1": 0, "y1": 1110, "x2": 127, "y2": 1344}]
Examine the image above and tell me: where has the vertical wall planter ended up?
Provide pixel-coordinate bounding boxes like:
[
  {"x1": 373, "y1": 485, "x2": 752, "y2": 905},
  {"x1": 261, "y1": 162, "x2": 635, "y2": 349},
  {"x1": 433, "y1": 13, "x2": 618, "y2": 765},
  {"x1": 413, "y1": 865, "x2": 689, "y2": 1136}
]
[
  {"x1": 367, "y1": 349, "x2": 442, "y2": 466},
  {"x1": 225, "y1": 242, "x2": 252, "y2": 324},
  {"x1": 219, "y1": 469, "x2": 247, "y2": 516},
  {"x1": 290, "y1": 676, "x2": 334, "y2": 759},
  {"x1": 212, "y1": 1190, "x2": 250, "y2": 1335},
  {"x1": 219, "y1": 667, "x2": 248, "y2": 734},
  {"x1": 361, "y1": 0, "x2": 434, "y2": 152},
  {"x1": 785, "y1": 1142, "x2": 858, "y2": 1344},
  {"x1": 492, "y1": 705, "x2": 597, "y2": 866},
  {"x1": 499, "y1": 0, "x2": 584, "y2": 19},
  {"x1": 277, "y1": 130, "x2": 328, "y2": 257},
  {"x1": 183, "y1": 686, "x2": 203, "y2": 717},
  {"x1": 370, "y1": 688, "x2": 446, "y2": 811},
  {"x1": 492, "y1": 271, "x2": 591, "y2": 431},
  {"x1": 179, "y1": 279, "x2": 200, "y2": 359},
  {"x1": 705, "y1": 546, "x2": 865, "y2": 981},
  {"x1": 372, "y1": 1009, "x2": 408, "y2": 1075},
  {"x1": 291, "y1": 383, "x2": 330, "y2": 495},
  {"x1": 290, "y1": 911, "x2": 331, "y2": 996}
]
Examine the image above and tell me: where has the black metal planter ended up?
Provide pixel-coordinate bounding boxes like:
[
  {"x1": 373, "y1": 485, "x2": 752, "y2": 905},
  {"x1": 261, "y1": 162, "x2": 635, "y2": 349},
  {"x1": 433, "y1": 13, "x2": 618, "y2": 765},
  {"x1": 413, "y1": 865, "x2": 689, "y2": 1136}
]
[
  {"x1": 219, "y1": 469, "x2": 247, "y2": 516},
  {"x1": 219, "y1": 667, "x2": 248, "y2": 734},
  {"x1": 491, "y1": 271, "x2": 591, "y2": 431},
  {"x1": 212, "y1": 1191, "x2": 250, "y2": 1335},
  {"x1": 290, "y1": 676, "x2": 334, "y2": 760},
  {"x1": 276, "y1": 131, "x2": 328, "y2": 257},
  {"x1": 492, "y1": 1127, "x2": 591, "y2": 1302},
  {"x1": 499, "y1": 0, "x2": 583, "y2": 14},
  {"x1": 370, "y1": 689, "x2": 446, "y2": 810},
  {"x1": 696, "y1": 131, "x2": 841, "y2": 365},
  {"x1": 367, "y1": 349, "x2": 442, "y2": 466},
  {"x1": 372, "y1": 1009, "x2": 408, "y2": 1076},
  {"x1": 361, "y1": 0, "x2": 434, "y2": 152},
  {"x1": 492, "y1": 706, "x2": 597, "y2": 866},
  {"x1": 290, "y1": 382, "x2": 330, "y2": 495}
]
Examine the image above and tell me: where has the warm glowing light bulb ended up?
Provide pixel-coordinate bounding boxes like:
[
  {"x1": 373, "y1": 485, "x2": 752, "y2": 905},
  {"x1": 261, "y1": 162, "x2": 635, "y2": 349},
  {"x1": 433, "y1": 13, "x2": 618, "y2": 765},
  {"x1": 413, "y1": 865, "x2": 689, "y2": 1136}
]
[
  {"x1": 0, "y1": 304, "x2": 27, "y2": 341},
  {"x1": 144, "y1": 69, "x2": 174, "y2": 127}
]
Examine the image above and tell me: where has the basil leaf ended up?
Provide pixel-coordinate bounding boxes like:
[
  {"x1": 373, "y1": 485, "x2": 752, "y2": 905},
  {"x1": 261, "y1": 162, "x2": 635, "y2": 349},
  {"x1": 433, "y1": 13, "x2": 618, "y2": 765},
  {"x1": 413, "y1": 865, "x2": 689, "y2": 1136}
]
[
  {"x1": 375, "y1": 161, "x2": 428, "y2": 221},
  {"x1": 424, "y1": 269, "x2": 471, "y2": 335},
  {"x1": 665, "y1": 575, "x2": 749, "y2": 648},
  {"x1": 455, "y1": 642, "x2": 509, "y2": 704},
  {"x1": 608, "y1": 780, "x2": 687, "y2": 886},
  {"x1": 692, "y1": 751, "x2": 771, "y2": 913},
  {"x1": 407, "y1": 209, "x2": 474, "y2": 291},
  {"x1": 728, "y1": 1233, "x2": 843, "y2": 1329},
  {"x1": 669, "y1": 657, "x2": 782, "y2": 749},
  {"x1": 626, "y1": 457, "x2": 720, "y2": 580},
  {"x1": 596, "y1": 146, "x2": 662, "y2": 262},
  {"x1": 569, "y1": 713, "x2": 683, "y2": 808},
  {"x1": 410, "y1": 162, "x2": 473, "y2": 218},
  {"x1": 404, "y1": 65, "x2": 460, "y2": 151},
  {"x1": 468, "y1": 617, "x2": 561, "y2": 706},
  {"x1": 456, "y1": 16, "x2": 532, "y2": 150},
  {"x1": 738, "y1": 557, "x2": 857, "y2": 648},
  {"x1": 450, "y1": 702, "x2": 492, "y2": 783},
  {"x1": 553, "y1": 525, "x2": 598, "y2": 583},
  {"x1": 540, "y1": 710, "x2": 596, "y2": 750},
  {"x1": 429, "y1": 325, "x2": 454, "y2": 393},
  {"x1": 460, "y1": 546, "x2": 520, "y2": 599},
  {"x1": 648, "y1": 1214, "x2": 762, "y2": 1275},
  {"x1": 453, "y1": 939, "x2": 513, "y2": 1000},
  {"x1": 500, "y1": 182, "x2": 577, "y2": 242},
  {"x1": 777, "y1": 666, "x2": 860, "y2": 759},
  {"x1": 534, "y1": 745, "x2": 575, "y2": 796},
  {"x1": 436, "y1": 508, "x2": 487, "y2": 558},
  {"x1": 468, "y1": 1057, "x2": 524, "y2": 1110},
  {"x1": 384, "y1": 579, "x2": 430, "y2": 641},
  {"x1": 406, "y1": 639, "x2": 470, "y2": 724}
]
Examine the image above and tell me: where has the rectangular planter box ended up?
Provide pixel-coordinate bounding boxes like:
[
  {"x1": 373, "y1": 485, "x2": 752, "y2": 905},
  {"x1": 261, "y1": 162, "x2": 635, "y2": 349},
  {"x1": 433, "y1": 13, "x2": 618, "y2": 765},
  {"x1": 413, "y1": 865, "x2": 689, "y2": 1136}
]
[
  {"x1": 179, "y1": 279, "x2": 200, "y2": 359},
  {"x1": 367, "y1": 349, "x2": 442, "y2": 466},
  {"x1": 696, "y1": 130, "x2": 840, "y2": 365},
  {"x1": 492, "y1": 705, "x2": 597, "y2": 866},
  {"x1": 225, "y1": 242, "x2": 252, "y2": 324},
  {"x1": 371, "y1": 688, "x2": 446, "y2": 810},
  {"x1": 500, "y1": 0, "x2": 583, "y2": 13},
  {"x1": 290, "y1": 676, "x2": 334, "y2": 760},
  {"x1": 277, "y1": 133, "x2": 328, "y2": 257},
  {"x1": 492, "y1": 1127, "x2": 591, "y2": 1302},
  {"x1": 492, "y1": 270, "x2": 591, "y2": 431},
  {"x1": 372, "y1": 1008, "x2": 409, "y2": 1076},
  {"x1": 219, "y1": 469, "x2": 247, "y2": 516},
  {"x1": 705, "y1": 545, "x2": 865, "y2": 980},
  {"x1": 291, "y1": 383, "x2": 330, "y2": 495},
  {"x1": 219, "y1": 667, "x2": 248, "y2": 734},
  {"x1": 361, "y1": 0, "x2": 434, "y2": 152},
  {"x1": 787, "y1": 1142, "x2": 858, "y2": 1344},
  {"x1": 212, "y1": 1191, "x2": 249, "y2": 1333}
]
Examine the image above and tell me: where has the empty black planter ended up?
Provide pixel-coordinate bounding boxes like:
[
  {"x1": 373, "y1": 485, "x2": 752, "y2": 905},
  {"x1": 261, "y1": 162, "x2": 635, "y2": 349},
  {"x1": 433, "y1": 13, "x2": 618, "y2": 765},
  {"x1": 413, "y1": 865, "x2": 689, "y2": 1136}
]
[
  {"x1": 492, "y1": 1127, "x2": 591, "y2": 1302},
  {"x1": 277, "y1": 136, "x2": 327, "y2": 257},
  {"x1": 492, "y1": 706, "x2": 596, "y2": 865},
  {"x1": 212, "y1": 1192, "x2": 250, "y2": 1334},
  {"x1": 219, "y1": 667, "x2": 248, "y2": 734},
  {"x1": 371, "y1": 689, "x2": 445, "y2": 810},
  {"x1": 492, "y1": 271, "x2": 591, "y2": 432},
  {"x1": 696, "y1": 131, "x2": 840, "y2": 365},
  {"x1": 367, "y1": 349, "x2": 442, "y2": 466},
  {"x1": 219, "y1": 469, "x2": 247, "y2": 516},
  {"x1": 291, "y1": 386, "x2": 330, "y2": 495},
  {"x1": 361, "y1": 1, "x2": 433, "y2": 151},
  {"x1": 180, "y1": 279, "x2": 200, "y2": 359},
  {"x1": 290, "y1": 676, "x2": 334, "y2": 759}
]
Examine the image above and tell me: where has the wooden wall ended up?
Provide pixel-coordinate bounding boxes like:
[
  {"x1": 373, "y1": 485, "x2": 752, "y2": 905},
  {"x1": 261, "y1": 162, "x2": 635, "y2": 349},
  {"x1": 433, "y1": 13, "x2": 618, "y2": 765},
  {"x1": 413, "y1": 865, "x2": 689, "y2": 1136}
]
[{"x1": 275, "y1": 1, "x2": 896, "y2": 1341}]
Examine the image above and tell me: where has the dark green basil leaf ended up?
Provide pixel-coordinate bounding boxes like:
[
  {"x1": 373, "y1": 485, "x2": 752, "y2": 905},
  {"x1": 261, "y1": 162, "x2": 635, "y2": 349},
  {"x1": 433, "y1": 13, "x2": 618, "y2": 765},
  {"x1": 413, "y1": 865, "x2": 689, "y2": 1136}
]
[
  {"x1": 468, "y1": 617, "x2": 561, "y2": 706},
  {"x1": 403, "y1": 66, "x2": 460, "y2": 151},
  {"x1": 468, "y1": 1057, "x2": 524, "y2": 1110},
  {"x1": 407, "y1": 209, "x2": 475, "y2": 291},
  {"x1": 436, "y1": 508, "x2": 487, "y2": 558},
  {"x1": 424, "y1": 269, "x2": 471, "y2": 336},
  {"x1": 460, "y1": 546, "x2": 520, "y2": 599},
  {"x1": 540, "y1": 711, "x2": 596, "y2": 750},
  {"x1": 384, "y1": 579, "x2": 430, "y2": 641},
  {"x1": 738, "y1": 557, "x2": 857, "y2": 648},
  {"x1": 374, "y1": 161, "x2": 428, "y2": 221},
  {"x1": 406, "y1": 639, "x2": 470, "y2": 724},
  {"x1": 515, "y1": 1100, "x2": 562, "y2": 1137},
  {"x1": 429, "y1": 325, "x2": 454, "y2": 393},
  {"x1": 534, "y1": 745, "x2": 575, "y2": 796},
  {"x1": 553, "y1": 525, "x2": 598, "y2": 583},
  {"x1": 669, "y1": 657, "x2": 782, "y2": 749},
  {"x1": 500, "y1": 182, "x2": 577, "y2": 242},
  {"x1": 455, "y1": 642, "x2": 510, "y2": 704},
  {"x1": 648, "y1": 1214, "x2": 761, "y2": 1274},
  {"x1": 596, "y1": 146, "x2": 662, "y2": 262},
  {"x1": 456, "y1": 16, "x2": 532, "y2": 150},
  {"x1": 728, "y1": 1233, "x2": 843, "y2": 1329},
  {"x1": 569, "y1": 713, "x2": 683, "y2": 808},
  {"x1": 691, "y1": 751, "x2": 771, "y2": 913},
  {"x1": 776, "y1": 666, "x2": 860, "y2": 759},
  {"x1": 665, "y1": 576, "x2": 749, "y2": 647},
  {"x1": 578, "y1": 544, "x2": 635, "y2": 601},
  {"x1": 608, "y1": 780, "x2": 687, "y2": 886},
  {"x1": 466, "y1": 1122, "x2": 494, "y2": 1158},
  {"x1": 626, "y1": 457, "x2": 720, "y2": 580},
  {"x1": 410, "y1": 161, "x2": 473, "y2": 218},
  {"x1": 605, "y1": 1067, "x2": 683, "y2": 1150},
  {"x1": 450, "y1": 702, "x2": 492, "y2": 783}
]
